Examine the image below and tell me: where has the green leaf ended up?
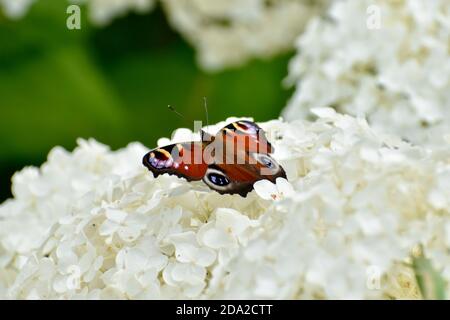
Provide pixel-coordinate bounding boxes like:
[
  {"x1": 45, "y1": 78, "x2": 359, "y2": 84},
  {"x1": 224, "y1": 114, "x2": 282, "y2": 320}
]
[{"x1": 412, "y1": 247, "x2": 447, "y2": 300}]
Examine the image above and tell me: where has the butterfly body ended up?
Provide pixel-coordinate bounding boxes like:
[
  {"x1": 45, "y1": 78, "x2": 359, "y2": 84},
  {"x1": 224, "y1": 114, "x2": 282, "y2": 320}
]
[{"x1": 143, "y1": 120, "x2": 286, "y2": 197}]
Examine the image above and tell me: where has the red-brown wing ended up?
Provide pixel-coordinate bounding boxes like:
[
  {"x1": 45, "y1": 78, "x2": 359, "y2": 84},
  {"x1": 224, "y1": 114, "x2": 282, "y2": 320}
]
[
  {"x1": 196, "y1": 121, "x2": 285, "y2": 197},
  {"x1": 202, "y1": 153, "x2": 286, "y2": 197},
  {"x1": 142, "y1": 142, "x2": 208, "y2": 181},
  {"x1": 214, "y1": 120, "x2": 274, "y2": 154}
]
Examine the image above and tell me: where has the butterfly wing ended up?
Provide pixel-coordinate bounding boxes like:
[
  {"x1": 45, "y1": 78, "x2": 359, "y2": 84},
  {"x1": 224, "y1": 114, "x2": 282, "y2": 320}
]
[
  {"x1": 202, "y1": 153, "x2": 286, "y2": 197},
  {"x1": 215, "y1": 120, "x2": 274, "y2": 154},
  {"x1": 142, "y1": 142, "x2": 208, "y2": 181},
  {"x1": 202, "y1": 121, "x2": 286, "y2": 196}
]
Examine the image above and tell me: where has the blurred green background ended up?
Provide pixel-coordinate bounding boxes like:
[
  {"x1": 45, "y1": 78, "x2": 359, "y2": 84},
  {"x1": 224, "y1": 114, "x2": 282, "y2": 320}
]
[{"x1": 0, "y1": 0, "x2": 293, "y2": 202}]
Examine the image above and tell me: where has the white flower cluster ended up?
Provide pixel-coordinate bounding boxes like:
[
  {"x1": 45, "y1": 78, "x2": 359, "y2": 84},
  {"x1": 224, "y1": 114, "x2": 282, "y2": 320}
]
[
  {"x1": 0, "y1": 140, "x2": 146, "y2": 297},
  {"x1": 1, "y1": 111, "x2": 449, "y2": 299},
  {"x1": 283, "y1": 0, "x2": 450, "y2": 146},
  {"x1": 160, "y1": 0, "x2": 327, "y2": 71}
]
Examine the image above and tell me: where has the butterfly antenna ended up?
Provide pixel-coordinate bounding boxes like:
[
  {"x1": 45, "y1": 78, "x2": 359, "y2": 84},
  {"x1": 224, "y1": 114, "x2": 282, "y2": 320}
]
[
  {"x1": 203, "y1": 97, "x2": 209, "y2": 129},
  {"x1": 167, "y1": 103, "x2": 208, "y2": 141},
  {"x1": 167, "y1": 105, "x2": 186, "y2": 119},
  {"x1": 167, "y1": 105, "x2": 201, "y2": 139}
]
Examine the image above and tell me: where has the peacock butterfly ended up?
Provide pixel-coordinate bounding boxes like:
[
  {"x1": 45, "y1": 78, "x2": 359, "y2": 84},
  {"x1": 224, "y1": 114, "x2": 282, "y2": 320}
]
[{"x1": 142, "y1": 120, "x2": 286, "y2": 197}]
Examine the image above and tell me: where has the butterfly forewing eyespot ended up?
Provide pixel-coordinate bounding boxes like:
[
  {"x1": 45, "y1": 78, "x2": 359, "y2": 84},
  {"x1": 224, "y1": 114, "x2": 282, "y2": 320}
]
[{"x1": 145, "y1": 149, "x2": 174, "y2": 169}]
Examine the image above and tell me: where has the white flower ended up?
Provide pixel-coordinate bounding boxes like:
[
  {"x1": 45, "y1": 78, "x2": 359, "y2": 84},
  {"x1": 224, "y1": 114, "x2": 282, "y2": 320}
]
[
  {"x1": 161, "y1": 0, "x2": 327, "y2": 71},
  {"x1": 1, "y1": 114, "x2": 450, "y2": 299},
  {"x1": 98, "y1": 207, "x2": 147, "y2": 243},
  {"x1": 167, "y1": 231, "x2": 216, "y2": 267},
  {"x1": 283, "y1": 0, "x2": 450, "y2": 146},
  {"x1": 254, "y1": 178, "x2": 294, "y2": 201}
]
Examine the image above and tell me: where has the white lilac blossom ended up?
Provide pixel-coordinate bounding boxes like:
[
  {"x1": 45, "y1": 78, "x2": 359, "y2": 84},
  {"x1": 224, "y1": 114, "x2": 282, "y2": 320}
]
[
  {"x1": 1, "y1": 111, "x2": 449, "y2": 299},
  {"x1": 283, "y1": 0, "x2": 450, "y2": 146}
]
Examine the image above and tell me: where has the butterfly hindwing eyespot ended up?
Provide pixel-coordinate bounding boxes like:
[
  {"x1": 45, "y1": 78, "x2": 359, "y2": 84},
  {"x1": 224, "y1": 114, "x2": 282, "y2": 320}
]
[{"x1": 203, "y1": 167, "x2": 231, "y2": 189}]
